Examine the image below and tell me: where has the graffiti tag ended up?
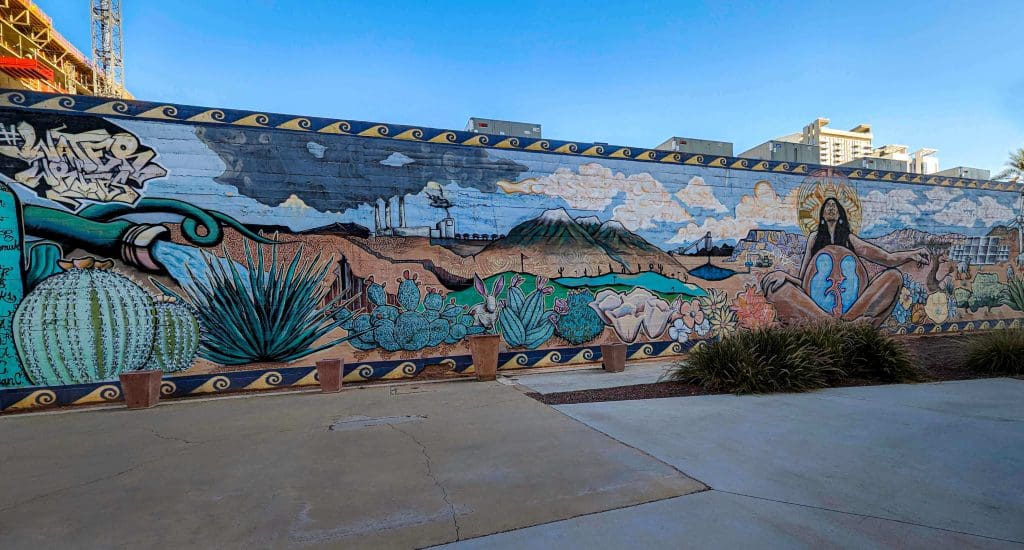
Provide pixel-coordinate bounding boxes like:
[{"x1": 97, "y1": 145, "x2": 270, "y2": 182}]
[{"x1": 0, "y1": 121, "x2": 167, "y2": 210}]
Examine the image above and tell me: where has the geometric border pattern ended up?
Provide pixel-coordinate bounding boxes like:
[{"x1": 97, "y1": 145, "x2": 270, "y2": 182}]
[
  {"x1": 0, "y1": 88, "x2": 1018, "y2": 193},
  {"x1": 2, "y1": 315, "x2": 1015, "y2": 414}
]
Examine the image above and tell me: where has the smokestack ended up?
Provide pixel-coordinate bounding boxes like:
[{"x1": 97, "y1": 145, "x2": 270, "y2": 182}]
[
  {"x1": 384, "y1": 198, "x2": 392, "y2": 230},
  {"x1": 373, "y1": 201, "x2": 381, "y2": 232},
  {"x1": 399, "y1": 196, "x2": 406, "y2": 228}
]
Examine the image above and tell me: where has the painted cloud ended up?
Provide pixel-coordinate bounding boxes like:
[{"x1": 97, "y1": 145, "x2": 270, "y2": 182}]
[
  {"x1": 498, "y1": 162, "x2": 692, "y2": 231},
  {"x1": 668, "y1": 180, "x2": 798, "y2": 244},
  {"x1": 861, "y1": 189, "x2": 921, "y2": 230},
  {"x1": 933, "y1": 196, "x2": 1014, "y2": 228},
  {"x1": 675, "y1": 176, "x2": 728, "y2": 213}
]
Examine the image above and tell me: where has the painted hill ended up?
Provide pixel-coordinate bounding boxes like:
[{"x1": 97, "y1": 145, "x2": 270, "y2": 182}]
[
  {"x1": 588, "y1": 219, "x2": 682, "y2": 273},
  {"x1": 480, "y1": 208, "x2": 621, "y2": 276},
  {"x1": 479, "y1": 209, "x2": 684, "y2": 278}
]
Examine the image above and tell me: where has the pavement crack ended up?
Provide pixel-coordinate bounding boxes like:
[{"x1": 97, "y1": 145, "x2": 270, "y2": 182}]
[
  {"x1": 715, "y1": 490, "x2": 1024, "y2": 545},
  {"x1": 143, "y1": 427, "x2": 197, "y2": 445},
  {"x1": 0, "y1": 430, "x2": 209, "y2": 514},
  {"x1": 0, "y1": 455, "x2": 165, "y2": 514},
  {"x1": 389, "y1": 424, "x2": 461, "y2": 542}
]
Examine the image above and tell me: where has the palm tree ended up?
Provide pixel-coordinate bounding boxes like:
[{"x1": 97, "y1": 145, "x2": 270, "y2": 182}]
[{"x1": 995, "y1": 147, "x2": 1024, "y2": 182}]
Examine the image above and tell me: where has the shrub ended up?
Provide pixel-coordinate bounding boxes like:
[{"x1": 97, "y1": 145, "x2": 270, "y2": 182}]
[
  {"x1": 670, "y1": 327, "x2": 842, "y2": 394},
  {"x1": 964, "y1": 329, "x2": 1024, "y2": 375},
  {"x1": 671, "y1": 321, "x2": 922, "y2": 394},
  {"x1": 969, "y1": 273, "x2": 1007, "y2": 312},
  {"x1": 840, "y1": 322, "x2": 924, "y2": 382}
]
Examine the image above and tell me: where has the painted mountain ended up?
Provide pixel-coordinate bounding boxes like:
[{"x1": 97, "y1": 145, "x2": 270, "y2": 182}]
[
  {"x1": 480, "y1": 208, "x2": 682, "y2": 277},
  {"x1": 866, "y1": 228, "x2": 964, "y2": 251},
  {"x1": 584, "y1": 219, "x2": 681, "y2": 273}
]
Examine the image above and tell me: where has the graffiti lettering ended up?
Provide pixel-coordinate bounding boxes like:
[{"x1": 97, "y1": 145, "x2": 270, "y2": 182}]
[{"x1": 0, "y1": 121, "x2": 167, "y2": 210}]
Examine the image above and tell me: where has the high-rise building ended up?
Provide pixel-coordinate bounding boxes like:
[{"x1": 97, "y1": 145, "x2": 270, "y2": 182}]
[
  {"x1": 800, "y1": 118, "x2": 874, "y2": 166},
  {"x1": 910, "y1": 148, "x2": 940, "y2": 175},
  {"x1": 0, "y1": 0, "x2": 128, "y2": 97}
]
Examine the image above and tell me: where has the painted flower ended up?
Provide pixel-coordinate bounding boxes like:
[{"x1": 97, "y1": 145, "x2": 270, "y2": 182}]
[
  {"x1": 898, "y1": 287, "x2": 913, "y2": 310},
  {"x1": 698, "y1": 288, "x2": 739, "y2": 338},
  {"x1": 678, "y1": 300, "x2": 710, "y2": 337},
  {"x1": 730, "y1": 285, "x2": 776, "y2": 329},
  {"x1": 554, "y1": 298, "x2": 569, "y2": 315},
  {"x1": 668, "y1": 318, "x2": 693, "y2": 342},
  {"x1": 510, "y1": 274, "x2": 525, "y2": 288},
  {"x1": 892, "y1": 302, "x2": 910, "y2": 325},
  {"x1": 924, "y1": 292, "x2": 949, "y2": 324}
]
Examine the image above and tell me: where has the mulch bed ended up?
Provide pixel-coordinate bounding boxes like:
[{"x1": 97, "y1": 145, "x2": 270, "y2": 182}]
[{"x1": 527, "y1": 332, "x2": 1000, "y2": 405}]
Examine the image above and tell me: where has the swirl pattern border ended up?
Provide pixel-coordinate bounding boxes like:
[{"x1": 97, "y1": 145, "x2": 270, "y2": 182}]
[
  {"x1": 0, "y1": 316, "x2": 1018, "y2": 413},
  {"x1": 0, "y1": 88, "x2": 1015, "y2": 192}
]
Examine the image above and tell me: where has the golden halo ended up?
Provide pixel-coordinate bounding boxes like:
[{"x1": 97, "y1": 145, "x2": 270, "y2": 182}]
[{"x1": 796, "y1": 169, "x2": 862, "y2": 235}]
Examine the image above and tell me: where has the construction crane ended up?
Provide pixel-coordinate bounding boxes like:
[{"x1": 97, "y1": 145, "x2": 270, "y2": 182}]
[{"x1": 90, "y1": 0, "x2": 124, "y2": 98}]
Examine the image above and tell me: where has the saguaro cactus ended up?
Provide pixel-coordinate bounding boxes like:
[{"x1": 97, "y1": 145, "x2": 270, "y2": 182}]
[
  {"x1": 0, "y1": 181, "x2": 25, "y2": 387},
  {"x1": 13, "y1": 259, "x2": 156, "y2": 386}
]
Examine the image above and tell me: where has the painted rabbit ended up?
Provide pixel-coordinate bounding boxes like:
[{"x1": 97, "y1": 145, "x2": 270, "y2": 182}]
[{"x1": 468, "y1": 274, "x2": 504, "y2": 331}]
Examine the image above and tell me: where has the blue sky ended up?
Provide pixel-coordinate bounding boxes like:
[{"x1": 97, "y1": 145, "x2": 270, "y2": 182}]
[{"x1": 37, "y1": 0, "x2": 1024, "y2": 173}]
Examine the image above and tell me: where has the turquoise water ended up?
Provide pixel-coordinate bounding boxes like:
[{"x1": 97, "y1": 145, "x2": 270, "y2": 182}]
[
  {"x1": 555, "y1": 272, "x2": 706, "y2": 297},
  {"x1": 688, "y1": 263, "x2": 739, "y2": 281},
  {"x1": 151, "y1": 240, "x2": 250, "y2": 290}
]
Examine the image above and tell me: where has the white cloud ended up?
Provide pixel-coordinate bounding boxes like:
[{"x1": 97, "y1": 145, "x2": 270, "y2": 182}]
[
  {"x1": 675, "y1": 176, "x2": 727, "y2": 213},
  {"x1": 306, "y1": 141, "x2": 326, "y2": 159},
  {"x1": 920, "y1": 187, "x2": 963, "y2": 212},
  {"x1": 933, "y1": 196, "x2": 1015, "y2": 228},
  {"x1": 668, "y1": 180, "x2": 797, "y2": 244},
  {"x1": 381, "y1": 152, "x2": 415, "y2": 167},
  {"x1": 498, "y1": 162, "x2": 692, "y2": 231},
  {"x1": 861, "y1": 189, "x2": 921, "y2": 230}
]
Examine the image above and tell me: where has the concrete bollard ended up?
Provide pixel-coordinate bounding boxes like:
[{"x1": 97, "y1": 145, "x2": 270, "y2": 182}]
[
  {"x1": 468, "y1": 334, "x2": 501, "y2": 381},
  {"x1": 120, "y1": 370, "x2": 163, "y2": 409},
  {"x1": 600, "y1": 343, "x2": 627, "y2": 373},
  {"x1": 315, "y1": 359, "x2": 344, "y2": 393}
]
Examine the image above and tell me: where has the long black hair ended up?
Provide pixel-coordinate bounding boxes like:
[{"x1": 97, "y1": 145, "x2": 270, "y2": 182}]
[{"x1": 810, "y1": 198, "x2": 854, "y2": 256}]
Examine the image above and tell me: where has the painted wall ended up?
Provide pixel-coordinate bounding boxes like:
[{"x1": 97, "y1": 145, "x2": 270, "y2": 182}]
[{"x1": 1, "y1": 90, "x2": 1022, "y2": 411}]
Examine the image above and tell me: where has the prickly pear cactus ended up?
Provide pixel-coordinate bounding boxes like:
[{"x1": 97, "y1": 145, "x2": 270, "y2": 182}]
[
  {"x1": 147, "y1": 296, "x2": 200, "y2": 373},
  {"x1": 340, "y1": 271, "x2": 482, "y2": 351},
  {"x1": 13, "y1": 259, "x2": 156, "y2": 386}
]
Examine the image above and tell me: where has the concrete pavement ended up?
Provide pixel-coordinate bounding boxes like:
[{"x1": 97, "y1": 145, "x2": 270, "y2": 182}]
[
  {"x1": 437, "y1": 490, "x2": 1016, "y2": 549},
  {"x1": 445, "y1": 378, "x2": 1023, "y2": 548},
  {"x1": 505, "y1": 361, "x2": 675, "y2": 394},
  {"x1": 0, "y1": 381, "x2": 702, "y2": 549},
  {"x1": 2, "y1": 373, "x2": 1021, "y2": 548}
]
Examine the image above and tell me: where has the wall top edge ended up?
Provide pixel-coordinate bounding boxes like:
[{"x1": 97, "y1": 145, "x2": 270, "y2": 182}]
[{"x1": 0, "y1": 88, "x2": 1017, "y2": 193}]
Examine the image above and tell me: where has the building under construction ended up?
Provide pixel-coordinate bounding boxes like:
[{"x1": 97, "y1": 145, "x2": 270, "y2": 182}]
[{"x1": 0, "y1": 0, "x2": 127, "y2": 97}]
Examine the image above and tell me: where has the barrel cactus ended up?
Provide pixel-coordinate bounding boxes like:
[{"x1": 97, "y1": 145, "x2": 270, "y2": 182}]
[
  {"x1": 555, "y1": 289, "x2": 604, "y2": 345},
  {"x1": 146, "y1": 296, "x2": 200, "y2": 373},
  {"x1": 13, "y1": 258, "x2": 156, "y2": 386}
]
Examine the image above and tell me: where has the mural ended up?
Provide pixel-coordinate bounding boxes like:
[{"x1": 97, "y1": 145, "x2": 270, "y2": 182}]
[{"x1": 1, "y1": 91, "x2": 1023, "y2": 411}]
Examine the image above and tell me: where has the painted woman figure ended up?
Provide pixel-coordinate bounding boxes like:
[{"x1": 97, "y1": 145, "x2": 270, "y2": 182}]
[{"x1": 760, "y1": 197, "x2": 928, "y2": 327}]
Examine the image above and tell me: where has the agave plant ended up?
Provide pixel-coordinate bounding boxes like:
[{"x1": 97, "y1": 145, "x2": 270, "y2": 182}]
[
  {"x1": 1002, "y1": 275, "x2": 1024, "y2": 311},
  {"x1": 179, "y1": 242, "x2": 357, "y2": 365}
]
